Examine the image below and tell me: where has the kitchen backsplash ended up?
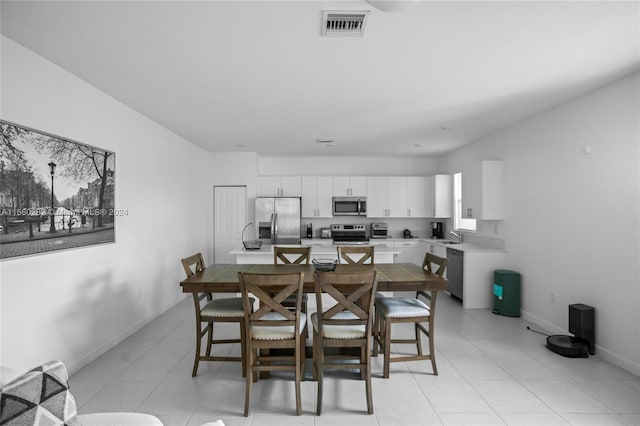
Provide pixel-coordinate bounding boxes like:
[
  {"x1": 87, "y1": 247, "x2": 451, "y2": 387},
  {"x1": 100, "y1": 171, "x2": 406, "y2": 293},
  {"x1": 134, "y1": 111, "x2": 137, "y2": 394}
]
[
  {"x1": 302, "y1": 217, "x2": 433, "y2": 239},
  {"x1": 303, "y1": 217, "x2": 505, "y2": 249}
]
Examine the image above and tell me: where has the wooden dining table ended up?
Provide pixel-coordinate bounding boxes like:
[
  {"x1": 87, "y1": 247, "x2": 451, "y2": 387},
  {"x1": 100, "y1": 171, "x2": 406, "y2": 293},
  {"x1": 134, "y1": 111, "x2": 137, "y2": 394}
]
[{"x1": 180, "y1": 262, "x2": 447, "y2": 294}]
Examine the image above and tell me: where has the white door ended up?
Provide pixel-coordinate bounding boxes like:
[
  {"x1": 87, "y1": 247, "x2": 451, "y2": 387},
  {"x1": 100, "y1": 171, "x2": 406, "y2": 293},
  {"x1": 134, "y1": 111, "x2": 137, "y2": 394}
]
[{"x1": 214, "y1": 186, "x2": 246, "y2": 264}]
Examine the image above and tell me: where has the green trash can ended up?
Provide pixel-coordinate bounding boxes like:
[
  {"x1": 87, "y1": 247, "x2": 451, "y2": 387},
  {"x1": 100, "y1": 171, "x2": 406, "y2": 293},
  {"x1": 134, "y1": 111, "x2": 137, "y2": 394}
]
[{"x1": 493, "y1": 270, "x2": 521, "y2": 317}]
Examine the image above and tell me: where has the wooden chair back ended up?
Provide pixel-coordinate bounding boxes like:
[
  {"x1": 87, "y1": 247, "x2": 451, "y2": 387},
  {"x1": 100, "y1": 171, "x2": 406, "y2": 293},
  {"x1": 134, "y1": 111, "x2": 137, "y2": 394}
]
[
  {"x1": 336, "y1": 245, "x2": 375, "y2": 265},
  {"x1": 422, "y1": 252, "x2": 448, "y2": 277},
  {"x1": 315, "y1": 270, "x2": 379, "y2": 333},
  {"x1": 181, "y1": 253, "x2": 211, "y2": 310},
  {"x1": 273, "y1": 246, "x2": 311, "y2": 265},
  {"x1": 237, "y1": 272, "x2": 305, "y2": 330},
  {"x1": 181, "y1": 253, "x2": 205, "y2": 277},
  {"x1": 416, "y1": 252, "x2": 447, "y2": 311}
]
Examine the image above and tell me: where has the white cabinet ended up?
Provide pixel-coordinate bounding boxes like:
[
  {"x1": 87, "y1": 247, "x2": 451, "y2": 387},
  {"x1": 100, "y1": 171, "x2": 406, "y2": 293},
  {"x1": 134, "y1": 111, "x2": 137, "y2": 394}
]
[
  {"x1": 366, "y1": 176, "x2": 388, "y2": 217},
  {"x1": 301, "y1": 176, "x2": 333, "y2": 218},
  {"x1": 407, "y1": 176, "x2": 428, "y2": 218},
  {"x1": 332, "y1": 176, "x2": 367, "y2": 197},
  {"x1": 367, "y1": 176, "x2": 428, "y2": 218},
  {"x1": 461, "y1": 160, "x2": 503, "y2": 220},
  {"x1": 426, "y1": 174, "x2": 452, "y2": 218},
  {"x1": 258, "y1": 176, "x2": 302, "y2": 197},
  {"x1": 394, "y1": 240, "x2": 422, "y2": 266},
  {"x1": 366, "y1": 176, "x2": 408, "y2": 218},
  {"x1": 387, "y1": 177, "x2": 408, "y2": 218}
]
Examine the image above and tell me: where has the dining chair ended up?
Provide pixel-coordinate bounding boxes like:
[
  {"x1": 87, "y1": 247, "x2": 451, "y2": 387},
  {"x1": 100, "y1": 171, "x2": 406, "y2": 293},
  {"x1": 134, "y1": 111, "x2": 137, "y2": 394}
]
[
  {"x1": 237, "y1": 271, "x2": 306, "y2": 417},
  {"x1": 181, "y1": 253, "x2": 251, "y2": 377},
  {"x1": 312, "y1": 270, "x2": 379, "y2": 415},
  {"x1": 336, "y1": 245, "x2": 375, "y2": 265},
  {"x1": 273, "y1": 246, "x2": 310, "y2": 317},
  {"x1": 373, "y1": 252, "x2": 447, "y2": 378}
]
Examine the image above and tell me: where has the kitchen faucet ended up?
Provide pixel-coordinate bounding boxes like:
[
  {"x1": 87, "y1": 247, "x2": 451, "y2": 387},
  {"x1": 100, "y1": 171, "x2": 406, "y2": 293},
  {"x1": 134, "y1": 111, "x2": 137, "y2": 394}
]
[{"x1": 450, "y1": 230, "x2": 463, "y2": 243}]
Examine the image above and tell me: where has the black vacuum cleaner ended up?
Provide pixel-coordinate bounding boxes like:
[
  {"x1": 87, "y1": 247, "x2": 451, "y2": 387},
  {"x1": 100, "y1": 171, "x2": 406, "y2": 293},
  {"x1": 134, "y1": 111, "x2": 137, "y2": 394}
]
[{"x1": 528, "y1": 304, "x2": 595, "y2": 358}]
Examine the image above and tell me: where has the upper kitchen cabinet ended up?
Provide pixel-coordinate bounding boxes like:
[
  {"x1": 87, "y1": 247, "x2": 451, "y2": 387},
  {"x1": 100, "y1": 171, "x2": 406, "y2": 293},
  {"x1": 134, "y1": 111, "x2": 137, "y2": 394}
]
[
  {"x1": 332, "y1": 176, "x2": 367, "y2": 197},
  {"x1": 426, "y1": 174, "x2": 453, "y2": 218},
  {"x1": 461, "y1": 160, "x2": 503, "y2": 220},
  {"x1": 258, "y1": 175, "x2": 302, "y2": 197},
  {"x1": 407, "y1": 176, "x2": 428, "y2": 218},
  {"x1": 301, "y1": 176, "x2": 333, "y2": 218},
  {"x1": 366, "y1": 176, "x2": 408, "y2": 218}
]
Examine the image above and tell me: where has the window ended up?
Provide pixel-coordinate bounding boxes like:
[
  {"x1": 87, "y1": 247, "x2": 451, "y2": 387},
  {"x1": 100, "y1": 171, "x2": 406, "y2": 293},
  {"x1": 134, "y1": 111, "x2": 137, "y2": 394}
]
[{"x1": 453, "y1": 173, "x2": 476, "y2": 232}]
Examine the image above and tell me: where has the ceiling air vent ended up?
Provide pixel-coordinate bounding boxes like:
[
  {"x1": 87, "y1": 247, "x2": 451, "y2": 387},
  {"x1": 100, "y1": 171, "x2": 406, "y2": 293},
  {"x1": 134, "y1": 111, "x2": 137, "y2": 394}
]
[{"x1": 321, "y1": 11, "x2": 370, "y2": 37}]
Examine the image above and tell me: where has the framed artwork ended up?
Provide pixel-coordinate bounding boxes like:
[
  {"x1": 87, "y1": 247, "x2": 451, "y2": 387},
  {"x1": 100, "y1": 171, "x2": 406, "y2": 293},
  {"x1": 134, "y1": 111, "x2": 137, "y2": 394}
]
[{"x1": 1, "y1": 120, "x2": 116, "y2": 259}]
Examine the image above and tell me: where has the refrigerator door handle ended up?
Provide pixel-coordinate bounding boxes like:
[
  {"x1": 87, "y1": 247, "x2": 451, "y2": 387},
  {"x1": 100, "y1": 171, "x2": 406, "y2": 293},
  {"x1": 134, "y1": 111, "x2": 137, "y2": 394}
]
[
  {"x1": 270, "y1": 213, "x2": 275, "y2": 244},
  {"x1": 272, "y1": 213, "x2": 278, "y2": 244}
]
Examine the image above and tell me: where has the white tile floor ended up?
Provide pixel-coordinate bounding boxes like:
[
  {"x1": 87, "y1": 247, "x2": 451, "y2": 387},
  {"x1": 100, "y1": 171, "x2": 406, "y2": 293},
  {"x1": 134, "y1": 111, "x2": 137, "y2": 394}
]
[{"x1": 70, "y1": 296, "x2": 640, "y2": 426}]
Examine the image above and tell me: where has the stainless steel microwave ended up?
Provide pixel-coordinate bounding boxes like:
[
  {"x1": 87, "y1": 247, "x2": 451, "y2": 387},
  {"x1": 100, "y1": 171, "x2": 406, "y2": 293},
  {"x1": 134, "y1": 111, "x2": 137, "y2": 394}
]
[{"x1": 333, "y1": 197, "x2": 367, "y2": 216}]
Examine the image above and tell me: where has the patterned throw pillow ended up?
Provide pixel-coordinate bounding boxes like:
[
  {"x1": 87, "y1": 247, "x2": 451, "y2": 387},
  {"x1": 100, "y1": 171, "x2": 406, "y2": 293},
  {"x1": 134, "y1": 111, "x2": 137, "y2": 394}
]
[{"x1": 0, "y1": 360, "x2": 79, "y2": 425}]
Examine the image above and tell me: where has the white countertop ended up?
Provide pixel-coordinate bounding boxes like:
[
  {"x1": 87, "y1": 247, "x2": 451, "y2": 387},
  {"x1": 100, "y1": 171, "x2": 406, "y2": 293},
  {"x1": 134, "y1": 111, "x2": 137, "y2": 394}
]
[
  {"x1": 419, "y1": 238, "x2": 506, "y2": 253},
  {"x1": 230, "y1": 244, "x2": 401, "y2": 256},
  {"x1": 301, "y1": 237, "x2": 504, "y2": 253},
  {"x1": 232, "y1": 238, "x2": 504, "y2": 254}
]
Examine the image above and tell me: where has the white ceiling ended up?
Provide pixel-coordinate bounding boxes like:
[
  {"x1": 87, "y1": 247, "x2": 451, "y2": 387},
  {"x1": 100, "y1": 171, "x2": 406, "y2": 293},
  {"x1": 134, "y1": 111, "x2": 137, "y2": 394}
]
[{"x1": 1, "y1": 1, "x2": 638, "y2": 157}]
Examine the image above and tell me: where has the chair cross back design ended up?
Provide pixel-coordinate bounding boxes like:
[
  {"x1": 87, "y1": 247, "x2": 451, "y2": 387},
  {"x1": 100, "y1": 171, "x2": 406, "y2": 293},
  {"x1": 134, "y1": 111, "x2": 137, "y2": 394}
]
[
  {"x1": 247, "y1": 283, "x2": 300, "y2": 322},
  {"x1": 237, "y1": 272, "x2": 306, "y2": 417},
  {"x1": 320, "y1": 282, "x2": 373, "y2": 323},
  {"x1": 273, "y1": 246, "x2": 311, "y2": 265},
  {"x1": 312, "y1": 270, "x2": 379, "y2": 415},
  {"x1": 425, "y1": 252, "x2": 448, "y2": 276},
  {"x1": 337, "y1": 245, "x2": 375, "y2": 265},
  {"x1": 181, "y1": 253, "x2": 248, "y2": 378},
  {"x1": 373, "y1": 252, "x2": 447, "y2": 378}
]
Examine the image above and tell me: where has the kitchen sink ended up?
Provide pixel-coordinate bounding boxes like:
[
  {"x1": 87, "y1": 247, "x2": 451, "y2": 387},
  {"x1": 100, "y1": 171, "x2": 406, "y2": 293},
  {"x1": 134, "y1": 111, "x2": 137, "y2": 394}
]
[{"x1": 440, "y1": 241, "x2": 460, "y2": 245}]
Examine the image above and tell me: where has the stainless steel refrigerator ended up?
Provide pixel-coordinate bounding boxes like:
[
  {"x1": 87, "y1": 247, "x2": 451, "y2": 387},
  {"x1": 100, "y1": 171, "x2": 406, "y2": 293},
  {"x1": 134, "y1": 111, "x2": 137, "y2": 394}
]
[{"x1": 255, "y1": 197, "x2": 302, "y2": 245}]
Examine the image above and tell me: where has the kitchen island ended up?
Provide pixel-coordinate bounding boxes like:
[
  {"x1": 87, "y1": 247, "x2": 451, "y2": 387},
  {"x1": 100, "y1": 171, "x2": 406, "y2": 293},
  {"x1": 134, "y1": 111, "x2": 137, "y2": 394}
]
[{"x1": 231, "y1": 243, "x2": 400, "y2": 264}]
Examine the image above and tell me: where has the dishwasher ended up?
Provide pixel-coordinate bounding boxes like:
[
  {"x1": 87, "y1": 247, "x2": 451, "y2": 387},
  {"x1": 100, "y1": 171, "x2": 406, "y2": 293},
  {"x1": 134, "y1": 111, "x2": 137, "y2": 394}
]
[{"x1": 446, "y1": 248, "x2": 463, "y2": 300}]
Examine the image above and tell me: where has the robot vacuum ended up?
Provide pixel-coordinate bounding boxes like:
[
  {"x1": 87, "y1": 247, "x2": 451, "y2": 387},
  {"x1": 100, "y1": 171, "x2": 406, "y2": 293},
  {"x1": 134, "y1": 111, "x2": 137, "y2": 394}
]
[{"x1": 545, "y1": 334, "x2": 589, "y2": 358}]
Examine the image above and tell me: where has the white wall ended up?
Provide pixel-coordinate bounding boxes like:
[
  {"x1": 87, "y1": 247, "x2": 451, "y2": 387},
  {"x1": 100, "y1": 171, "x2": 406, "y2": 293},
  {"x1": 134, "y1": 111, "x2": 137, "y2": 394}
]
[
  {"x1": 0, "y1": 36, "x2": 211, "y2": 375},
  {"x1": 442, "y1": 72, "x2": 640, "y2": 375}
]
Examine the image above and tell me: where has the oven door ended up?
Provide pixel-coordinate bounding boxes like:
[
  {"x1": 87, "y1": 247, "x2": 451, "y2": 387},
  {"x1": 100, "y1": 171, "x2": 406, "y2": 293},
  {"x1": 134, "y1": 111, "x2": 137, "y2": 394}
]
[{"x1": 333, "y1": 197, "x2": 366, "y2": 216}]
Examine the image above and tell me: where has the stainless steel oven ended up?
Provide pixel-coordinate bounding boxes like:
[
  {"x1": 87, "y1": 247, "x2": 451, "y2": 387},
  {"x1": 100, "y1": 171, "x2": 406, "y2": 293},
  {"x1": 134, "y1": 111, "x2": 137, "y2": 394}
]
[{"x1": 332, "y1": 197, "x2": 367, "y2": 216}]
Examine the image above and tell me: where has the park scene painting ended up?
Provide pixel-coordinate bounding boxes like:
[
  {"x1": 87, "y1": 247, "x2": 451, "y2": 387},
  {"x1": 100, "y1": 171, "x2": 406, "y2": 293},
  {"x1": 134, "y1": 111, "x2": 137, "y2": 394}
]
[{"x1": 1, "y1": 121, "x2": 116, "y2": 259}]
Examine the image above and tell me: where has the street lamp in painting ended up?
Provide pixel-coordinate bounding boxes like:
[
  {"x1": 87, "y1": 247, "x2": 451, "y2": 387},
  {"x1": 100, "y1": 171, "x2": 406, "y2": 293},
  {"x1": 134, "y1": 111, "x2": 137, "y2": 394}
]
[{"x1": 48, "y1": 161, "x2": 56, "y2": 233}]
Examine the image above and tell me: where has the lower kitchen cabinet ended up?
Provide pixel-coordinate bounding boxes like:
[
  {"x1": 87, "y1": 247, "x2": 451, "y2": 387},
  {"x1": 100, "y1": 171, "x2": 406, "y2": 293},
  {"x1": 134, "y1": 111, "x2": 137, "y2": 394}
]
[{"x1": 394, "y1": 240, "x2": 422, "y2": 265}]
